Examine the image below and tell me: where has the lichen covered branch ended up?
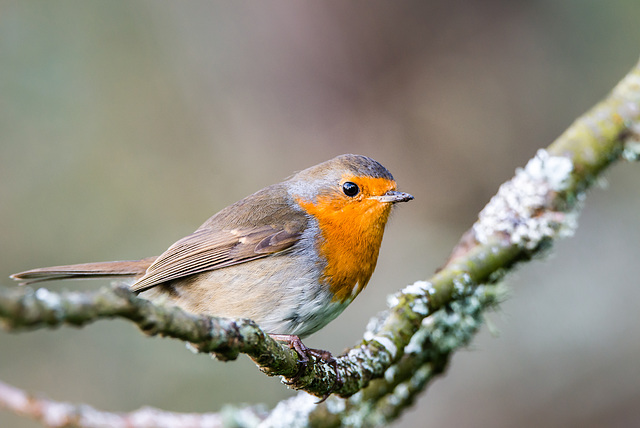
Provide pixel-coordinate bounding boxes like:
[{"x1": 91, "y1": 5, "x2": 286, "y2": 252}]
[{"x1": 0, "y1": 380, "x2": 266, "y2": 428}]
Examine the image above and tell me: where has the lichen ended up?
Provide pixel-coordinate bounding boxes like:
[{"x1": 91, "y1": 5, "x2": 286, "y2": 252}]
[
  {"x1": 622, "y1": 138, "x2": 640, "y2": 161},
  {"x1": 473, "y1": 149, "x2": 580, "y2": 250},
  {"x1": 371, "y1": 335, "x2": 398, "y2": 359},
  {"x1": 259, "y1": 392, "x2": 315, "y2": 428}
]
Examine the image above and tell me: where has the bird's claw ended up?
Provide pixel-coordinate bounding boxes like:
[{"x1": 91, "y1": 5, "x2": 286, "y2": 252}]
[{"x1": 269, "y1": 334, "x2": 343, "y2": 400}]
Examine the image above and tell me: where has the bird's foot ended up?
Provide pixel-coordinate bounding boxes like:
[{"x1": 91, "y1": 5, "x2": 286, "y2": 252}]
[{"x1": 269, "y1": 334, "x2": 342, "y2": 402}]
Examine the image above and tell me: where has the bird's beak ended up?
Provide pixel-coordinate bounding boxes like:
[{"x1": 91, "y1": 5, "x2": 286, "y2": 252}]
[{"x1": 371, "y1": 190, "x2": 414, "y2": 203}]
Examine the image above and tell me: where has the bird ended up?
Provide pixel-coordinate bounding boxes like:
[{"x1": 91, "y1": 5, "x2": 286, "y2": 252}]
[{"x1": 11, "y1": 154, "x2": 413, "y2": 363}]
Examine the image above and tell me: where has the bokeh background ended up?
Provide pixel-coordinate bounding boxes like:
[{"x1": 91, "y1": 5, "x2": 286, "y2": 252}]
[{"x1": 1, "y1": 1, "x2": 640, "y2": 427}]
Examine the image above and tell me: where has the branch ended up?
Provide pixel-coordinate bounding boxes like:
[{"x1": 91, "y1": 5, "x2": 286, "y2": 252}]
[
  {"x1": 2, "y1": 58, "x2": 640, "y2": 427},
  {"x1": 0, "y1": 380, "x2": 266, "y2": 428}
]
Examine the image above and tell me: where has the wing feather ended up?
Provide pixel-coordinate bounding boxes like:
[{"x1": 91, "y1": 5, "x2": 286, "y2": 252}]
[{"x1": 130, "y1": 224, "x2": 304, "y2": 293}]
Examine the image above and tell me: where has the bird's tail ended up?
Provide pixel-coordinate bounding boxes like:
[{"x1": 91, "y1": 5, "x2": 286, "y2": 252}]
[{"x1": 10, "y1": 257, "x2": 157, "y2": 285}]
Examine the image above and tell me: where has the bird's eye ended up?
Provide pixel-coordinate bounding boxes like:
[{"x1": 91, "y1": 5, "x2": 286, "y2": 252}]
[{"x1": 342, "y1": 181, "x2": 360, "y2": 197}]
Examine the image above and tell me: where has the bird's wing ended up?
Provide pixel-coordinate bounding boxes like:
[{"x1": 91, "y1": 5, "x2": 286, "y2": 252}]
[{"x1": 130, "y1": 224, "x2": 303, "y2": 292}]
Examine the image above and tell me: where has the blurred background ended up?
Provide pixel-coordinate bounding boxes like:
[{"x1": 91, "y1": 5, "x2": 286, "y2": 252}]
[{"x1": 1, "y1": 1, "x2": 640, "y2": 427}]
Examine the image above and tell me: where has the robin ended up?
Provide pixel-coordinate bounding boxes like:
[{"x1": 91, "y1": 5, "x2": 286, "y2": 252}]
[{"x1": 11, "y1": 154, "x2": 413, "y2": 362}]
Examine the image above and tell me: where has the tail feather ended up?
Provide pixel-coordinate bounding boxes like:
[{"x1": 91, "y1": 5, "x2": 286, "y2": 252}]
[{"x1": 10, "y1": 257, "x2": 157, "y2": 285}]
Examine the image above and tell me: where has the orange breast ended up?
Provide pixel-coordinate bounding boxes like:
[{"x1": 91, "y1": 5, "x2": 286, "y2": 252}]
[{"x1": 296, "y1": 177, "x2": 395, "y2": 303}]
